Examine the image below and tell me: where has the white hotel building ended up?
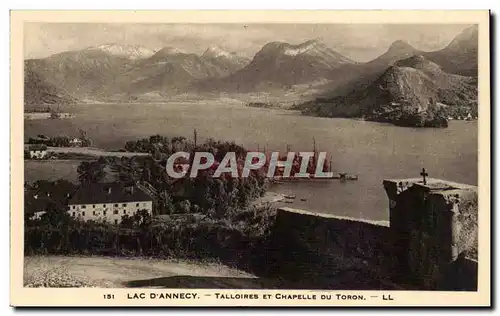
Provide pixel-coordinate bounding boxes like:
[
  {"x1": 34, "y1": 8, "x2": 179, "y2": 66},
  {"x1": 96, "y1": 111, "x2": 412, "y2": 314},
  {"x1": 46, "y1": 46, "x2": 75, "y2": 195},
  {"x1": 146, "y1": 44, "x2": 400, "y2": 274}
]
[{"x1": 67, "y1": 182, "x2": 153, "y2": 224}]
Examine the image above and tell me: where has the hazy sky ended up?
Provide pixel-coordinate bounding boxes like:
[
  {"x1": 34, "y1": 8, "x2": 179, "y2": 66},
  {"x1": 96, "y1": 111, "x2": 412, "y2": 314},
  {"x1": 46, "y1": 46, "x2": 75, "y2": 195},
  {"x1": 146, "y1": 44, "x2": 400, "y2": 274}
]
[{"x1": 24, "y1": 23, "x2": 472, "y2": 62}]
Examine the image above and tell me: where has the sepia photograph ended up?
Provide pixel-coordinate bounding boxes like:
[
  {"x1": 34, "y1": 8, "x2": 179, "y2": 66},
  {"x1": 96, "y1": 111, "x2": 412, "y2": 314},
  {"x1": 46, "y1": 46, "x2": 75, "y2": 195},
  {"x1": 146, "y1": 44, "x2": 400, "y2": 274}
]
[{"x1": 10, "y1": 10, "x2": 490, "y2": 307}]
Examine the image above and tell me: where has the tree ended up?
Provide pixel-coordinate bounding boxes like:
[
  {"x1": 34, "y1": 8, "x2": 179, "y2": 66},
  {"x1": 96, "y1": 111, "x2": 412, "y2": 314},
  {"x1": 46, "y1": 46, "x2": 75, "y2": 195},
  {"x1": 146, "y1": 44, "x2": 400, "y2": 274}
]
[
  {"x1": 50, "y1": 136, "x2": 70, "y2": 147},
  {"x1": 158, "y1": 190, "x2": 175, "y2": 215},
  {"x1": 133, "y1": 209, "x2": 152, "y2": 228},
  {"x1": 121, "y1": 210, "x2": 151, "y2": 229},
  {"x1": 175, "y1": 200, "x2": 191, "y2": 214},
  {"x1": 77, "y1": 161, "x2": 106, "y2": 184},
  {"x1": 120, "y1": 215, "x2": 135, "y2": 228},
  {"x1": 39, "y1": 202, "x2": 74, "y2": 228},
  {"x1": 75, "y1": 135, "x2": 268, "y2": 219}
]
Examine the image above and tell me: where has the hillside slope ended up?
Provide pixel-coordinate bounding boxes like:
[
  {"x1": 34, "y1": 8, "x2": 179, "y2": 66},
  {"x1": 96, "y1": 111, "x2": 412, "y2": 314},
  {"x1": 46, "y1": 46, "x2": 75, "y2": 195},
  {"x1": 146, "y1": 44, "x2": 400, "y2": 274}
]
[
  {"x1": 426, "y1": 25, "x2": 478, "y2": 76},
  {"x1": 24, "y1": 67, "x2": 76, "y2": 111},
  {"x1": 25, "y1": 50, "x2": 135, "y2": 99},
  {"x1": 299, "y1": 55, "x2": 477, "y2": 127}
]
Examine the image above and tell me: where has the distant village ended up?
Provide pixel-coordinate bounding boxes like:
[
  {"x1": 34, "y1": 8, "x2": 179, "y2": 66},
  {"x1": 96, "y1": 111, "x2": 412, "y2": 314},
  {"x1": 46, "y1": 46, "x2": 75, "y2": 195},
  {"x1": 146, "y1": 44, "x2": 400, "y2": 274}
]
[
  {"x1": 23, "y1": 130, "x2": 154, "y2": 223},
  {"x1": 447, "y1": 112, "x2": 477, "y2": 121},
  {"x1": 24, "y1": 129, "x2": 159, "y2": 224},
  {"x1": 24, "y1": 131, "x2": 92, "y2": 160}
]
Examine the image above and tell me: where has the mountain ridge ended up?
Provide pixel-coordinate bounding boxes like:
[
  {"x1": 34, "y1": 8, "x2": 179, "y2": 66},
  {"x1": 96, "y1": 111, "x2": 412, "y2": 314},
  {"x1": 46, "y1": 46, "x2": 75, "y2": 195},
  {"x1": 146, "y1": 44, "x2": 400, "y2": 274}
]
[
  {"x1": 195, "y1": 39, "x2": 355, "y2": 93},
  {"x1": 425, "y1": 25, "x2": 478, "y2": 76},
  {"x1": 298, "y1": 54, "x2": 477, "y2": 127},
  {"x1": 85, "y1": 44, "x2": 157, "y2": 60},
  {"x1": 24, "y1": 67, "x2": 76, "y2": 111}
]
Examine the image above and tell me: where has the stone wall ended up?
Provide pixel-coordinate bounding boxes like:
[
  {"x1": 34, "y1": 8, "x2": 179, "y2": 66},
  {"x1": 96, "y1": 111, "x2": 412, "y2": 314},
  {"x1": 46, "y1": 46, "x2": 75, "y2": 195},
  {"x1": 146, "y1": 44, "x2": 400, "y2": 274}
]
[
  {"x1": 264, "y1": 208, "x2": 400, "y2": 289},
  {"x1": 264, "y1": 177, "x2": 478, "y2": 290},
  {"x1": 383, "y1": 178, "x2": 478, "y2": 290}
]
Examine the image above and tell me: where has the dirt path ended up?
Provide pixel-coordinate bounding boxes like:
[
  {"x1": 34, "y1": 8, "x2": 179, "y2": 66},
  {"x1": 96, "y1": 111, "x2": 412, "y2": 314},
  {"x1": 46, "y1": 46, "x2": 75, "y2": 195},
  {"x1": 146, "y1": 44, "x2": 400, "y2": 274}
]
[{"x1": 24, "y1": 256, "x2": 256, "y2": 288}]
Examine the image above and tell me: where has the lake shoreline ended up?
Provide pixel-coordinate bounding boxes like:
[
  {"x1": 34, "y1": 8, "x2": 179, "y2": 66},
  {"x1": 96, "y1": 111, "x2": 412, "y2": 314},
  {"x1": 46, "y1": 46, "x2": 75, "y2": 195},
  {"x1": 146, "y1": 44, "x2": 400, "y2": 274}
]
[{"x1": 24, "y1": 102, "x2": 478, "y2": 221}]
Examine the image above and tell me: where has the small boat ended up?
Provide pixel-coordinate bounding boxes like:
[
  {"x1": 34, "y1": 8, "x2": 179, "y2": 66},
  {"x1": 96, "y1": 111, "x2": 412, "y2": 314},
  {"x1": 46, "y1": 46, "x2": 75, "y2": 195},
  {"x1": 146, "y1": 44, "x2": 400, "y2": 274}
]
[
  {"x1": 338, "y1": 173, "x2": 359, "y2": 181},
  {"x1": 300, "y1": 198, "x2": 307, "y2": 202},
  {"x1": 284, "y1": 194, "x2": 296, "y2": 199},
  {"x1": 269, "y1": 178, "x2": 285, "y2": 184},
  {"x1": 284, "y1": 200, "x2": 294, "y2": 204}
]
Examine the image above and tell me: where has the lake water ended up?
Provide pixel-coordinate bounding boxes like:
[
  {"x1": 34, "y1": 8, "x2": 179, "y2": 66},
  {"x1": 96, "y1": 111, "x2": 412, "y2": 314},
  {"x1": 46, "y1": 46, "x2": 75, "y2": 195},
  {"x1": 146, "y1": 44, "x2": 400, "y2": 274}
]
[{"x1": 25, "y1": 102, "x2": 478, "y2": 221}]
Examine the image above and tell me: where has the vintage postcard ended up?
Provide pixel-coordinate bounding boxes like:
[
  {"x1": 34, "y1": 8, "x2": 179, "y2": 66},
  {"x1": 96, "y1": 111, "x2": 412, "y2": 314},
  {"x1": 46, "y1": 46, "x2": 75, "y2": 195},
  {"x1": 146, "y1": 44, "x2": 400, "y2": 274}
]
[{"x1": 10, "y1": 10, "x2": 490, "y2": 307}]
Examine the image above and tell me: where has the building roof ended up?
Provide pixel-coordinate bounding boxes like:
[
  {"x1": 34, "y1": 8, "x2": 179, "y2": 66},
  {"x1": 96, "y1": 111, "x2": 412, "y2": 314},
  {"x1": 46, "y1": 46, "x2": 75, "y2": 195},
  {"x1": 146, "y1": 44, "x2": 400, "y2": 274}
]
[
  {"x1": 68, "y1": 182, "x2": 152, "y2": 205},
  {"x1": 24, "y1": 191, "x2": 64, "y2": 215},
  {"x1": 24, "y1": 180, "x2": 77, "y2": 214}
]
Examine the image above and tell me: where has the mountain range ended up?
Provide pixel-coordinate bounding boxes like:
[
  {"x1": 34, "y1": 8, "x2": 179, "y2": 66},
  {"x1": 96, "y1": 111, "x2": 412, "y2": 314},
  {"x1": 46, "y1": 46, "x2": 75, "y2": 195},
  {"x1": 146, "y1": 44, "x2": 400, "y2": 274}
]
[
  {"x1": 24, "y1": 25, "x2": 478, "y2": 127},
  {"x1": 127, "y1": 45, "x2": 250, "y2": 94},
  {"x1": 25, "y1": 44, "x2": 251, "y2": 101},
  {"x1": 194, "y1": 39, "x2": 355, "y2": 92},
  {"x1": 296, "y1": 25, "x2": 478, "y2": 127},
  {"x1": 315, "y1": 25, "x2": 478, "y2": 99}
]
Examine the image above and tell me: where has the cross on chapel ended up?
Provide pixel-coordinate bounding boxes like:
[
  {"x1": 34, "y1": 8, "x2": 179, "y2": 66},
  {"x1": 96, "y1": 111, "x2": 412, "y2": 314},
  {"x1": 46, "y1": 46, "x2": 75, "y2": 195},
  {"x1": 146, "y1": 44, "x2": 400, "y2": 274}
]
[{"x1": 420, "y1": 168, "x2": 428, "y2": 185}]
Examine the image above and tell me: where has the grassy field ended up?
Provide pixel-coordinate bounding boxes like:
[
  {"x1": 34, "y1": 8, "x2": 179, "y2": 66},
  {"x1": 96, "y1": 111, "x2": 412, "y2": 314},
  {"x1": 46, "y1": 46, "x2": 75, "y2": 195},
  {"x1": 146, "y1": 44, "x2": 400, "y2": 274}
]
[
  {"x1": 24, "y1": 256, "x2": 256, "y2": 288},
  {"x1": 24, "y1": 159, "x2": 120, "y2": 184},
  {"x1": 24, "y1": 160, "x2": 81, "y2": 183}
]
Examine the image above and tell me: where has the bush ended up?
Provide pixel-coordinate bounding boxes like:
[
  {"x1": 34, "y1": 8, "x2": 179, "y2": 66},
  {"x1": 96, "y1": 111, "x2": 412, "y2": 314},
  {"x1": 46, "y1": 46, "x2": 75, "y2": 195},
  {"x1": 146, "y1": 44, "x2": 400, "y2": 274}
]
[{"x1": 25, "y1": 205, "x2": 278, "y2": 275}]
